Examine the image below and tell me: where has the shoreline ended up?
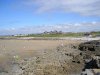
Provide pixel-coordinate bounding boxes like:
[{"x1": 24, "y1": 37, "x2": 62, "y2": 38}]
[{"x1": 0, "y1": 37, "x2": 100, "y2": 41}]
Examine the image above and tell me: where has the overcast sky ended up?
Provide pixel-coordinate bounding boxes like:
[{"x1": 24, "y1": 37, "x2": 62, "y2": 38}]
[{"x1": 0, "y1": 0, "x2": 100, "y2": 35}]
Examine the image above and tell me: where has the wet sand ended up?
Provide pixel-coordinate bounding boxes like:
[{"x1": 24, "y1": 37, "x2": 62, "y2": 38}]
[{"x1": 0, "y1": 39, "x2": 81, "y2": 58}]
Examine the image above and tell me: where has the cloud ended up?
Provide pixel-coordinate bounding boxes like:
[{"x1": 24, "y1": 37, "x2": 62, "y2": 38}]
[
  {"x1": 23, "y1": 0, "x2": 100, "y2": 16},
  {"x1": 0, "y1": 22, "x2": 100, "y2": 35}
]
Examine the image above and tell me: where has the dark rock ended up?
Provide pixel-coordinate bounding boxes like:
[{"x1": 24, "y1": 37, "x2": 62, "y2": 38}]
[{"x1": 79, "y1": 40, "x2": 100, "y2": 52}]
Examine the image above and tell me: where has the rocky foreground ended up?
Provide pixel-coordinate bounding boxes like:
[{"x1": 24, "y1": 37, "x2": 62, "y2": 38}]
[{"x1": 0, "y1": 39, "x2": 100, "y2": 75}]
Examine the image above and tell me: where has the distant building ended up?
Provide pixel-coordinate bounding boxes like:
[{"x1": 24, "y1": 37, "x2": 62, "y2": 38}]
[
  {"x1": 43, "y1": 30, "x2": 63, "y2": 34},
  {"x1": 84, "y1": 33, "x2": 92, "y2": 37}
]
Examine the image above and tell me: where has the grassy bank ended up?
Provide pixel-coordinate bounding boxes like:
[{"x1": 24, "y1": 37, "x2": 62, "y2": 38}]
[{"x1": 25, "y1": 33, "x2": 84, "y2": 37}]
